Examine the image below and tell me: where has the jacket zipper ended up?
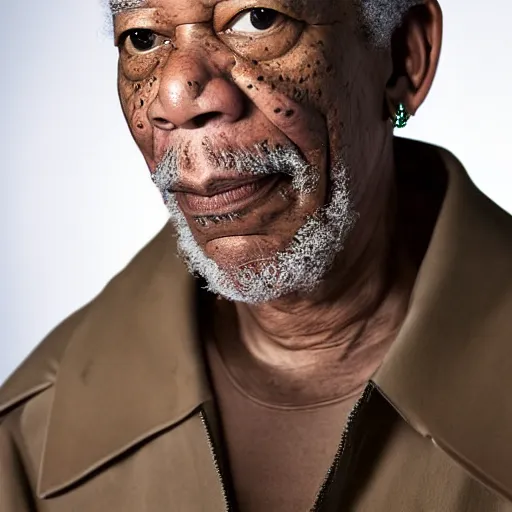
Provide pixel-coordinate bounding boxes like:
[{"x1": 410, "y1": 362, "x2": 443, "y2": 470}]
[
  {"x1": 200, "y1": 383, "x2": 373, "y2": 512},
  {"x1": 309, "y1": 384, "x2": 372, "y2": 511},
  {"x1": 200, "y1": 409, "x2": 231, "y2": 512}
]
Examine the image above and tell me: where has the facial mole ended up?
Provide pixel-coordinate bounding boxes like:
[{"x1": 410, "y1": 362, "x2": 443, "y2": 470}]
[
  {"x1": 247, "y1": 84, "x2": 253, "y2": 89},
  {"x1": 274, "y1": 108, "x2": 282, "y2": 114},
  {"x1": 285, "y1": 109, "x2": 294, "y2": 117},
  {"x1": 252, "y1": 60, "x2": 259, "y2": 65},
  {"x1": 136, "y1": 122, "x2": 144, "y2": 129},
  {"x1": 257, "y1": 76, "x2": 264, "y2": 81},
  {"x1": 140, "y1": 99, "x2": 144, "y2": 107}
]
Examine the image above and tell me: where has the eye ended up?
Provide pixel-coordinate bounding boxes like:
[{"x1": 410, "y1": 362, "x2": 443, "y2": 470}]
[
  {"x1": 127, "y1": 29, "x2": 157, "y2": 51},
  {"x1": 215, "y1": 5, "x2": 303, "y2": 61},
  {"x1": 120, "y1": 29, "x2": 170, "y2": 54},
  {"x1": 227, "y1": 8, "x2": 281, "y2": 34}
]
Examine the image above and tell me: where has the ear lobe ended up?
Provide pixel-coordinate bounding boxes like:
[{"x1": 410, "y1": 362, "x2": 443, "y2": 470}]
[{"x1": 385, "y1": 0, "x2": 443, "y2": 118}]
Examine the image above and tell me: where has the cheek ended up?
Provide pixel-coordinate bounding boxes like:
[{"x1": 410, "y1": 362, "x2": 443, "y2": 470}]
[
  {"x1": 118, "y1": 62, "x2": 163, "y2": 162},
  {"x1": 236, "y1": 38, "x2": 337, "y2": 188},
  {"x1": 231, "y1": 40, "x2": 335, "y2": 206},
  {"x1": 250, "y1": 25, "x2": 388, "y2": 206},
  {"x1": 274, "y1": 27, "x2": 384, "y2": 162},
  {"x1": 119, "y1": 50, "x2": 161, "y2": 81},
  {"x1": 255, "y1": 28, "x2": 337, "y2": 111},
  {"x1": 316, "y1": 36, "x2": 389, "y2": 194}
]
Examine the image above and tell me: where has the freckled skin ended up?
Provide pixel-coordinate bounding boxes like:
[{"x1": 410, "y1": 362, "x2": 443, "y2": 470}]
[{"x1": 114, "y1": 0, "x2": 443, "y2": 395}]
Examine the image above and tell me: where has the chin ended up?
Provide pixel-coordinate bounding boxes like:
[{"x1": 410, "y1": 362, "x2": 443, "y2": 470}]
[
  {"x1": 192, "y1": 235, "x2": 289, "y2": 304},
  {"x1": 203, "y1": 233, "x2": 285, "y2": 269},
  {"x1": 176, "y1": 218, "x2": 342, "y2": 305}
]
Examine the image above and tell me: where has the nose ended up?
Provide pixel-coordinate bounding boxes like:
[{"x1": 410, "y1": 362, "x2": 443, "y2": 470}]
[{"x1": 149, "y1": 37, "x2": 245, "y2": 130}]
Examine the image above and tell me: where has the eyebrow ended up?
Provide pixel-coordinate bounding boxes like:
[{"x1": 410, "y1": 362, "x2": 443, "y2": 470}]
[{"x1": 109, "y1": 0, "x2": 147, "y2": 15}]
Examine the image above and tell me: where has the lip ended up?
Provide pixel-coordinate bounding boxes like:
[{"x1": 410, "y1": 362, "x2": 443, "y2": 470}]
[{"x1": 176, "y1": 175, "x2": 281, "y2": 217}]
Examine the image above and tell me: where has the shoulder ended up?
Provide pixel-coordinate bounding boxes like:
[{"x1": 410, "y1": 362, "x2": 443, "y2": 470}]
[
  {"x1": 0, "y1": 305, "x2": 89, "y2": 421},
  {"x1": 0, "y1": 223, "x2": 177, "y2": 422}
]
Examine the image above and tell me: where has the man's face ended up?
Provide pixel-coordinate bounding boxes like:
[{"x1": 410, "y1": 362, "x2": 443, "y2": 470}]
[{"x1": 114, "y1": 0, "x2": 391, "y2": 303}]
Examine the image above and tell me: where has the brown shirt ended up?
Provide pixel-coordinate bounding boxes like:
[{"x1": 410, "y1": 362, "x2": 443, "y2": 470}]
[{"x1": 206, "y1": 338, "x2": 361, "y2": 511}]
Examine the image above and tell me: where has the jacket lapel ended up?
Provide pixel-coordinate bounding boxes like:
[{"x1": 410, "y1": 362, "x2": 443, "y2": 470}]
[{"x1": 37, "y1": 226, "x2": 213, "y2": 498}]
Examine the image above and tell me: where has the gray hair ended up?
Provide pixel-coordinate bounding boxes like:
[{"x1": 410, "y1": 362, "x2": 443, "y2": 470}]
[
  {"x1": 108, "y1": 0, "x2": 143, "y2": 15},
  {"x1": 102, "y1": 0, "x2": 425, "y2": 48}
]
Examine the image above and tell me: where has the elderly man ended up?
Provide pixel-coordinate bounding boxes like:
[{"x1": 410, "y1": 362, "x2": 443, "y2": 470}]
[{"x1": 2, "y1": 0, "x2": 512, "y2": 510}]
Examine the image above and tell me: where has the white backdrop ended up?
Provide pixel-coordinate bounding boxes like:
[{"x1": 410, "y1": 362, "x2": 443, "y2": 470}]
[{"x1": 1, "y1": 1, "x2": 511, "y2": 382}]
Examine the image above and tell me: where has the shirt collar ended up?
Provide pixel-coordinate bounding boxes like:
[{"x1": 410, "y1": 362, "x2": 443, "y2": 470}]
[{"x1": 21, "y1": 138, "x2": 512, "y2": 500}]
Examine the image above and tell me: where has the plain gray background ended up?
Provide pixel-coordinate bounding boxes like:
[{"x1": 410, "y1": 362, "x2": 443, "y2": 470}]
[{"x1": 1, "y1": 1, "x2": 511, "y2": 382}]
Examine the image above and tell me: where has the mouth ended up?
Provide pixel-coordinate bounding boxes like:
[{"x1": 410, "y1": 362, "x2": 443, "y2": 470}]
[{"x1": 175, "y1": 175, "x2": 283, "y2": 218}]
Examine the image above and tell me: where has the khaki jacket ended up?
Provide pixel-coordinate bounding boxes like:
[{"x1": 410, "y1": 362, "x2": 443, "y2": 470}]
[{"x1": 2, "y1": 139, "x2": 512, "y2": 511}]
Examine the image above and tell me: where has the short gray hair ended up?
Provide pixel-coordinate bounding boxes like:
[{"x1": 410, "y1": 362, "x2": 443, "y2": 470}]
[
  {"x1": 357, "y1": 0, "x2": 426, "y2": 48},
  {"x1": 108, "y1": 0, "x2": 143, "y2": 15}
]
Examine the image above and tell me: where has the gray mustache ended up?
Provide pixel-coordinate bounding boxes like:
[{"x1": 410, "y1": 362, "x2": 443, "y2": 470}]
[{"x1": 151, "y1": 141, "x2": 320, "y2": 197}]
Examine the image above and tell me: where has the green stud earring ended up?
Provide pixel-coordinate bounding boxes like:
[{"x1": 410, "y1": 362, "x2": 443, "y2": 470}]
[{"x1": 392, "y1": 103, "x2": 411, "y2": 129}]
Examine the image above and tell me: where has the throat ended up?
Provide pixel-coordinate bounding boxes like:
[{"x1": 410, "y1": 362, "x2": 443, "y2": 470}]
[{"x1": 203, "y1": 275, "x2": 409, "y2": 408}]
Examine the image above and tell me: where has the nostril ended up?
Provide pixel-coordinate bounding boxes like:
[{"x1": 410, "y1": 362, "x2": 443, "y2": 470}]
[
  {"x1": 152, "y1": 117, "x2": 174, "y2": 130},
  {"x1": 193, "y1": 112, "x2": 221, "y2": 128}
]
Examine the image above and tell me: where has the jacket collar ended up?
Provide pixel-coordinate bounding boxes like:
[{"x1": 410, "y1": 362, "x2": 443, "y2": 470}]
[
  {"x1": 37, "y1": 229, "x2": 212, "y2": 498},
  {"x1": 372, "y1": 143, "x2": 512, "y2": 501},
  {"x1": 30, "y1": 139, "x2": 512, "y2": 499}
]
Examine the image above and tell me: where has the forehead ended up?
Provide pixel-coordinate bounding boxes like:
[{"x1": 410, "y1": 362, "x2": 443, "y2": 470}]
[{"x1": 110, "y1": 0, "x2": 330, "y2": 20}]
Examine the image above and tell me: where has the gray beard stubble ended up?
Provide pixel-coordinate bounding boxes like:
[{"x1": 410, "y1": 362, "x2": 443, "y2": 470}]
[{"x1": 151, "y1": 142, "x2": 358, "y2": 304}]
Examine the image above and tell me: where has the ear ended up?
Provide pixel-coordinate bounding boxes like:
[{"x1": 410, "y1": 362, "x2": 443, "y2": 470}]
[{"x1": 385, "y1": 0, "x2": 443, "y2": 118}]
